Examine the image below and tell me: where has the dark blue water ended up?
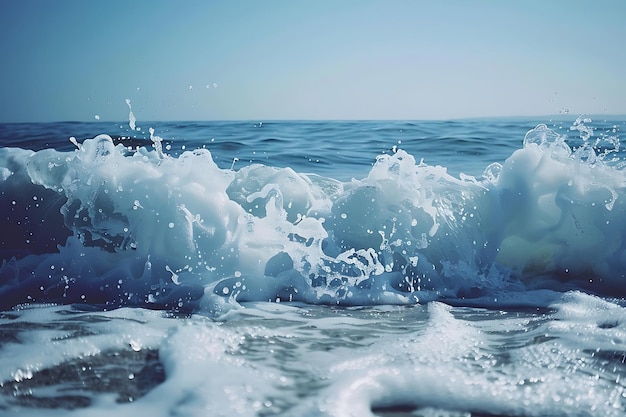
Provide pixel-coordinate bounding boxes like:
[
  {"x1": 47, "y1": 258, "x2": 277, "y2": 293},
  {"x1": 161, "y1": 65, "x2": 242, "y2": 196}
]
[
  {"x1": 0, "y1": 118, "x2": 593, "y2": 178},
  {"x1": 5, "y1": 117, "x2": 625, "y2": 179}
]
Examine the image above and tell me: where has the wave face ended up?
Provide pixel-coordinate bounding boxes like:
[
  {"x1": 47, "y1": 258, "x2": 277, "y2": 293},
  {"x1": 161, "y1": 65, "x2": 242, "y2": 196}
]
[{"x1": 1, "y1": 118, "x2": 625, "y2": 311}]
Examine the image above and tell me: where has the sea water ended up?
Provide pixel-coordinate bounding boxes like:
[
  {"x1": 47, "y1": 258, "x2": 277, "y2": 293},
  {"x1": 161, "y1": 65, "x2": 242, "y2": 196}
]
[{"x1": 1, "y1": 117, "x2": 626, "y2": 416}]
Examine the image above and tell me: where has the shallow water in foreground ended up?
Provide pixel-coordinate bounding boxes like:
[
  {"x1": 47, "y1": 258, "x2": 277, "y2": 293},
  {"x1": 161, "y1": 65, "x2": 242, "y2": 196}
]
[
  {"x1": 2, "y1": 293, "x2": 626, "y2": 417},
  {"x1": 1, "y1": 117, "x2": 626, "y2": 416}
]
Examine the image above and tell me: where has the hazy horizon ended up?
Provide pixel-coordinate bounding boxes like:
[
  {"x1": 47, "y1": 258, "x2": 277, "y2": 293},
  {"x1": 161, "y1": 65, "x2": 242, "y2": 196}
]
[{"x1": 4, "y1": 113, "x2": 626, "y2": 125}]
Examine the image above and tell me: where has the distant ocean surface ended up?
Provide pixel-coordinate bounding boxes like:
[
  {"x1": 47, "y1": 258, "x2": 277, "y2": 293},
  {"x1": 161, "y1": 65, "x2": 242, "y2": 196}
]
[{"x1": 1, "y1": 117, "x2": 626, "y2": 416}]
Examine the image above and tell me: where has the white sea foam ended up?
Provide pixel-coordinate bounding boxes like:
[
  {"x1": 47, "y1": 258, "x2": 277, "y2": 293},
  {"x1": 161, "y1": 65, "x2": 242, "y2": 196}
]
[
  {"x1": 2, "y1": 120, "x2": 626, "y2": 416},
  {"x1": 3, "y1": 293, "x2": 625, "y2": 416},
  {"x1": 1, "y1": 122, "x2": 626, "y2": 310}
]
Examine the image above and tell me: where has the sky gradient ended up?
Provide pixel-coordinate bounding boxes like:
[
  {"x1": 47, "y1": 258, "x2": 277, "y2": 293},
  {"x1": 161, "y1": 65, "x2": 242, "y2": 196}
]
[{"x1": 1, "y1": 0, "x2": 625, "y2": 122}]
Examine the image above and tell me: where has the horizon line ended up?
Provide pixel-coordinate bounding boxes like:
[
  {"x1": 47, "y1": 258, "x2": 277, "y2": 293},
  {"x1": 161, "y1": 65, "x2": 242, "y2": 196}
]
[{"x1": 2, "y1": 113, "x2": 626, "y2": 125}]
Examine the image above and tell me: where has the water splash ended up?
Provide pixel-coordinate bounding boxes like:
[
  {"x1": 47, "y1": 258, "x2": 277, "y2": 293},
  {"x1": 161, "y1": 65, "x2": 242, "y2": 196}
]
[
  {"x1": 125, "y1": 98, "x2": 137, "y2": 131},
  {"x1": 1, "y1": 121, "x2": 626, "y2": 311}
]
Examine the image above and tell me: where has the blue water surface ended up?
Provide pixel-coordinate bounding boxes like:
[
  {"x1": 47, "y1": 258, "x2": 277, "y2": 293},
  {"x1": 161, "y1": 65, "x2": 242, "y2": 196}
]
[{"x1": 1, "y1": 116, "x2": 626, "y2": 417}]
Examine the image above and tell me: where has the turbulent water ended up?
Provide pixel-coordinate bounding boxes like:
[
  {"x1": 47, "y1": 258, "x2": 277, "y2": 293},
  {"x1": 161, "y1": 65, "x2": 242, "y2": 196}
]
[{"x1": 1, "y1": 117, "x2": 626, "y2": 416}]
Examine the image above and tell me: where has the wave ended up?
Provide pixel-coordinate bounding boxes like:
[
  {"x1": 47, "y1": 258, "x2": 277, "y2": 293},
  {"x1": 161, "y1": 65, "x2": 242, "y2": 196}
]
[{"x1": 1, "y1": 120, "x2": 625, "y2": 311}]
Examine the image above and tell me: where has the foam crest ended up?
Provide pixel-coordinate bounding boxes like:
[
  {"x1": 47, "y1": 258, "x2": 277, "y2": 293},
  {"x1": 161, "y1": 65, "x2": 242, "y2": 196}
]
[
  {"x1": 495, "y1": 123, "x2": 626, "y2": 294},
  {"x1": 1, "y1": 120, "x2": 626, "y2": 310}
]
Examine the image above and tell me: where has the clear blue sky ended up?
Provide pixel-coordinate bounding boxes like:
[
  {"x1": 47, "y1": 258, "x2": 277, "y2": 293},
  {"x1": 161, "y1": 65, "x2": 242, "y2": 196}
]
[{"x1": 0, "y1": 0, "x2": 624, "y2": 122}]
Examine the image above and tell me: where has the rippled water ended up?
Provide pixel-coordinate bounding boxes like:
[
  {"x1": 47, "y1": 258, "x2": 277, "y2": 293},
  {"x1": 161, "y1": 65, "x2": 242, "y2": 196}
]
[{"x1": 1, "y1": 116, "x2": 626, "y2": 416}]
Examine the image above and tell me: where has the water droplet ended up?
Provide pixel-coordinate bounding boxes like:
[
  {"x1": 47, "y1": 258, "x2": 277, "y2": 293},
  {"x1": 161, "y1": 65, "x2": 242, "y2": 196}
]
[{"x1": 129, "y1": 340, "x2": 142, "y2": 352}]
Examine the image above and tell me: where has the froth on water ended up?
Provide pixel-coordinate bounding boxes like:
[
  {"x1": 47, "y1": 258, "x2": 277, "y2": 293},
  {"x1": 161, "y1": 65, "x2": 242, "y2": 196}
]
[
  {"x1": 1, "y1": 118, "x2": 626, "y2": 416},
  {"x1": 0, "y1": 118, "x2": 626, "y2": 310}
]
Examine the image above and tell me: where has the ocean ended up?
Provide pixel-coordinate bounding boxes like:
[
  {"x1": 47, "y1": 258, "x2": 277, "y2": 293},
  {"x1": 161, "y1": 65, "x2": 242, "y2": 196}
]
[{"x1": 1, "y1": 117, "x2": 626, "y2": 416}]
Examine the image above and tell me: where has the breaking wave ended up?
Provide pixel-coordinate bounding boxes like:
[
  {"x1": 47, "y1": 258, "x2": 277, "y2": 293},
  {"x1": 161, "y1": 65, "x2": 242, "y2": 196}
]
[{"x1": 1, "y1": 119, "x2": 625, "y2": 311}]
